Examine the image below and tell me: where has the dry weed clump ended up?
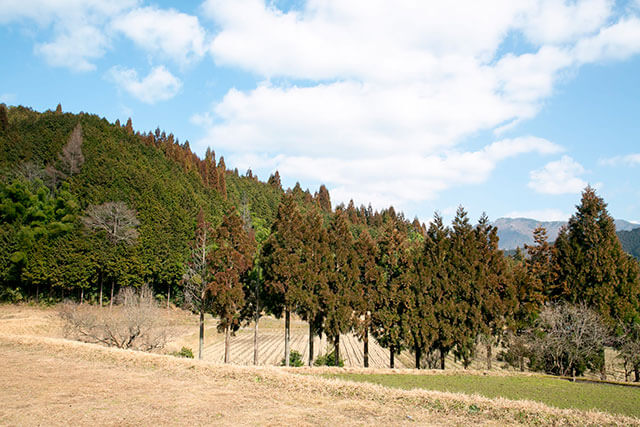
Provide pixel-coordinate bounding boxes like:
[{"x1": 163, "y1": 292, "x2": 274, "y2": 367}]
[{"x1": 59, "y1": 285, "x2": 173, "y2": 351}]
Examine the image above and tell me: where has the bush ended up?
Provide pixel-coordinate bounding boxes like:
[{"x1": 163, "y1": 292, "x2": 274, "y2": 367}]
[
  {"x1": 171, "y1": 347, "x2": 194, "y2": 358},
  {"x1": 527, "y1": 303, "x2": 610, "y2": 377},
  {"x1": 314, "y1": 350, "x2": 344, "y2": 367},
  {"x1": 281, "y1": 350, "x2": 304, "y2": 367},
  {"x1": 59, "y1": 285, "x2": 171, "y2": 351}
]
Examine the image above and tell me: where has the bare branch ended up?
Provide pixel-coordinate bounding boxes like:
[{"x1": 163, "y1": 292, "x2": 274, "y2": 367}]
[{"x1": 83, "y1": 201, "x2": 140, "y2": 246}]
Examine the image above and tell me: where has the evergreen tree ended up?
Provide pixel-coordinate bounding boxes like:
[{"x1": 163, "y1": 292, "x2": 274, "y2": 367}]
[
  {"x1": 371, "y1": 218, "x2": 408, "y2": 368},
  {"x1": 260, "y1": 194, "x2": 304, "y2": 366},
  {"x1": 450, "y1": 207, "x2": 481, "y2": 369},
  {"x1": 268, "y1": 171, "x2": 282, "y2": 190},
  {"x1": 424, "y1": 213, "x2": 454, "y2": 369},
  {"x1": 208, "y1": 207, "x2": 255, "y2": 363},
  {"x1": 217, "y1": 157, "x2": 227, "y2": 198},
  {"x1": 353, "y1": 229, "x2": 383, "y2": 367},
  {"x1": 525, "y1": 226, "x2": 555, "y2": 300},
  {"x1": 297, "y1": 207, "x2": 330, "y2": 366},
  {"x1": 554, "y1": 186, "x2": 640, "y2": 326},
  {"x1": 125, "y1": 117, "x2": 133, "y2": 134},
  {"x1": 323, "y1": 211, "x2": 358, "y2": 365},
  {"x1": 404, "y1": 237, "x2": 435, "y2": 369},
  {"x1": 315, "y1": 184, "x2": 331, "y2": 212},
  {"x1": 475, "y1": 213, "x2": 514, "y2": 369},
  {"x1": 0, "y1": 104, "x2": 7, "y2": 132}
]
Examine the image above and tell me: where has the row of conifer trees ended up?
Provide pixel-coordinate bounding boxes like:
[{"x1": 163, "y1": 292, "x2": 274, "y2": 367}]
[{"x1": 190, "y1": 186, "x2": 640, "y2": 370}]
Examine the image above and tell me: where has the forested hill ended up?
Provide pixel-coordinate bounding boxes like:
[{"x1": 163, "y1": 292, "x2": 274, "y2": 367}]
[
  {"x1": 618, "y1": 228, "x2": 640, "y2": 260},
  {"x1": 0, "y1": 105, "x2": 283, "y2": 300}
]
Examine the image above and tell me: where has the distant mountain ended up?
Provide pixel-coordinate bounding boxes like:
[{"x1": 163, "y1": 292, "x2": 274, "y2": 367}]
[
  {"x1": 494, "y1": 217, "x2": 640, "y2": 250},
  {"x1": 617, "y1": 228, "x2": 640, "y2": 260}
]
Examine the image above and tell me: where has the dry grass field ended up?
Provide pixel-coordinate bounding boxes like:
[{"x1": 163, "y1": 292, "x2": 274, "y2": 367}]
[{"x1": 1, "y1": 304, "x2": 638, "y2": 426}]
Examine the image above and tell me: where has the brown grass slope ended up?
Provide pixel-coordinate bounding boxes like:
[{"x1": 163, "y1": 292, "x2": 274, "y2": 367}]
[{"x1": 0, "y1": 338, "x2": 637, "y2": 424}]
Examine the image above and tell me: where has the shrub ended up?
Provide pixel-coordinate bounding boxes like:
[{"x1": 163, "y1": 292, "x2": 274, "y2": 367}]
[
  {"x1": 314, "y1": 350, "x2": 344, "y2": 367},
  {"x1": 281, "y1": 350, "x2": 304, "y2": 367},
  {"x1": 171, "y1": 347, "x2": 194, "y2": 359},
  {"x1": 527, "y1": 303, "x2": 610, "y2": 377},
  {"x1": 59, "y1": 285, "x2": 171, "y2": 351}
]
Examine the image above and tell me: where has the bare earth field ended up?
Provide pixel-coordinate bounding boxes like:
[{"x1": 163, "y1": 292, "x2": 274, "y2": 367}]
[{"x1": 1, "y1": 304, "x2": 638, "y2": 426}]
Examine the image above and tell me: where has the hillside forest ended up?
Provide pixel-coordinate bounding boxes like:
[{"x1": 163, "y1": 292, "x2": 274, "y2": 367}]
[{"x1": 1, "y1": 104, "x2": 639, "y2": 380}]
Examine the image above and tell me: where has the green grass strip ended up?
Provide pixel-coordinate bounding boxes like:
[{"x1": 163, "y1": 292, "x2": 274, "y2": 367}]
[{"x1": 322, "y1": 373, "x2": 640, "y2": 418}]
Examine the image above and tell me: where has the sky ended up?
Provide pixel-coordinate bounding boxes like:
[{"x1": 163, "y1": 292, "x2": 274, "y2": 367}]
[{"x1": 2, "y1": 0, "x2": 640, "y2": 225}]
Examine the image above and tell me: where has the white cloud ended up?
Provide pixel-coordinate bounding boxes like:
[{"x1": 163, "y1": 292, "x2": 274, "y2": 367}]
[
  {"x1": 600, "y1": 153, "x2": 640, "y2": 166},
  {"x1": 0, "y1": 93, "x2": 16, "y2": 103},
  {"x1": 35, "y1": 24, "x2": 108, "y2": 71},
  {"x1": 0, "y1": 0, "x2": 139, "y2": 71},
  {"x1": 195, "y1": 1, "x2": 640, "y2": 211},
  {"x1": 225, "y1": 137, "x2": 562, "y2": 209},
  {"x1": 0, "y1": 1, "x2": 211, "y2": 71},
  {"x1": 528, "y1": 156, "x2": 588, "y2": 195},
  {"x1": 518, "y1": 0, "x2": 613, "y2": 45},
  {"x1": 503, "y1": 209, "x2": 570, "y2": 222},
  {"x1": 112, "y1": 7, "x2": 207, "y2": 65},
  {"x1": 107, "y1": 66, "x2": 182, "y2": 104}
]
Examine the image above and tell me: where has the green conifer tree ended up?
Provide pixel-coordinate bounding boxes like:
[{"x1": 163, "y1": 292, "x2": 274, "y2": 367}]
[
  {"x1": 260, "y1": 193, "x2": 304, "y2": 366},
  {"x1": 371, "y1": 217, "x2": 408, "y2": 368},
  {"x1": 208, "y1": 207, "x2": 255, "y2": 363},
  {"x1": 554, "y1": 187, "x2": 640, "y2": 326},
  {"x1": 323, "y1": 211, "x2": 359, "y2": 365},
  {"x1": 354, "y1": 229, "x2": 383, "y2": 367}
]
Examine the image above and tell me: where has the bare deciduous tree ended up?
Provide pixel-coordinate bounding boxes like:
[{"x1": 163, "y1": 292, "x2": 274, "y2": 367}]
[
  {"x1": 59, "y1": 123, "x2": 85, "y2": 176},
  {"x1": 83, "y1": 201, "x2": 140, "y2": 307},
  {"x1": 183, "y1": 209, "x2": 212, "y2": 360},
  {"x1": 83, "y1": 201, "x2": 140, "y2": 246},
  {"x1": 59, "y1": 285, "x2": 169, "y2": 351},
  {"x1": 14, "y1": 161, "x2": 45, "y2": 182},
  {"x1": 530, "y1": 303, "x2": 610, "y2": 378},
  {"x1": 44, "y1": 164, "x2": 65, "y2": 191},
  {"x1": 617, "y1": 323, "x2": 640, "y2": 382}
]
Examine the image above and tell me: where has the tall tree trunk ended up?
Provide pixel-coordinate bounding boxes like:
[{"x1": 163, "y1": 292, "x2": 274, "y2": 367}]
[
  {"x1": 109, "y1": 281, "x2": 114, "y2": 309},
  {"x1": 253, "y1": 276, "x2": 260, "y2": 365},
  {"x1": 486, "y1": 341, "x2": 492, "y2": 370},
  {"x1": 634, "y1": 365, "x2": 639, "y2": 382},
  {"x1": 390, "y1": 345, "x2": 395, "y2": 369},
  {"x1": 36, "y1": 284, "x2": 39, "y2": 304},
  {"x1": 415, "y1": 344, "x2": 421, "y2": 369},
  {"x1": 99, "y1": 273, "x2": 103, "y2": 307},
  {"x1": 308, "y1": 322, "x2": 314, "y2": 367},
  {"x1": 224, "y1": 324, "x2": 231, "y2": 363},
  {"x1": 253, "y1": 315, "x2": 259, "y2": 365},
  {"x1": 80, "y1": 288, "x2": 84, "y2": 304},
  {"x1": 198, "y1": 309, "x2": 204, "y2": 360},
  {"x1": 440, "y1": 347, "x2": 446, "y2": 370},
  {"x1": 363, "y1": 327, "x2": 369, "y2": 368},
  {"x1": 624, "y1": 362, "x2": 629, "y2": 382},
  {"x1": 167, "y1": 284, "x2": 170, "y2": 310},
  {"x1": 519, "y1": 355, "x2": 524, "y2": 372},
  {"x1": 334, "y1": 335, "x2": 340, "y2": 366},
  {"x1": 284, "y1": 309, "x2": 291, "y2": 367}
]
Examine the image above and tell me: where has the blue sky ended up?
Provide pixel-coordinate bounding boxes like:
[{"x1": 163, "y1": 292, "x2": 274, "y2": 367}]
[{"x1": 2, "y1": 0, "x2": 640, "y2": 224}]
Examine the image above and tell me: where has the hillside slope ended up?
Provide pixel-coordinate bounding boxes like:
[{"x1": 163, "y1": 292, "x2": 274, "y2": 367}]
[
  {"x1": 1, "y1": 309, "x2": 637, "y2": 426},
  {"x1": 0, "y1": 106, "x2": 282, "y2": 300}
]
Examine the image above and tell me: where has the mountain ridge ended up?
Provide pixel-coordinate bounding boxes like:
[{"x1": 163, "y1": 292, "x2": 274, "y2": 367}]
[{"x1": 494, "y1": 217, "x2": 640, "y2": 250}]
